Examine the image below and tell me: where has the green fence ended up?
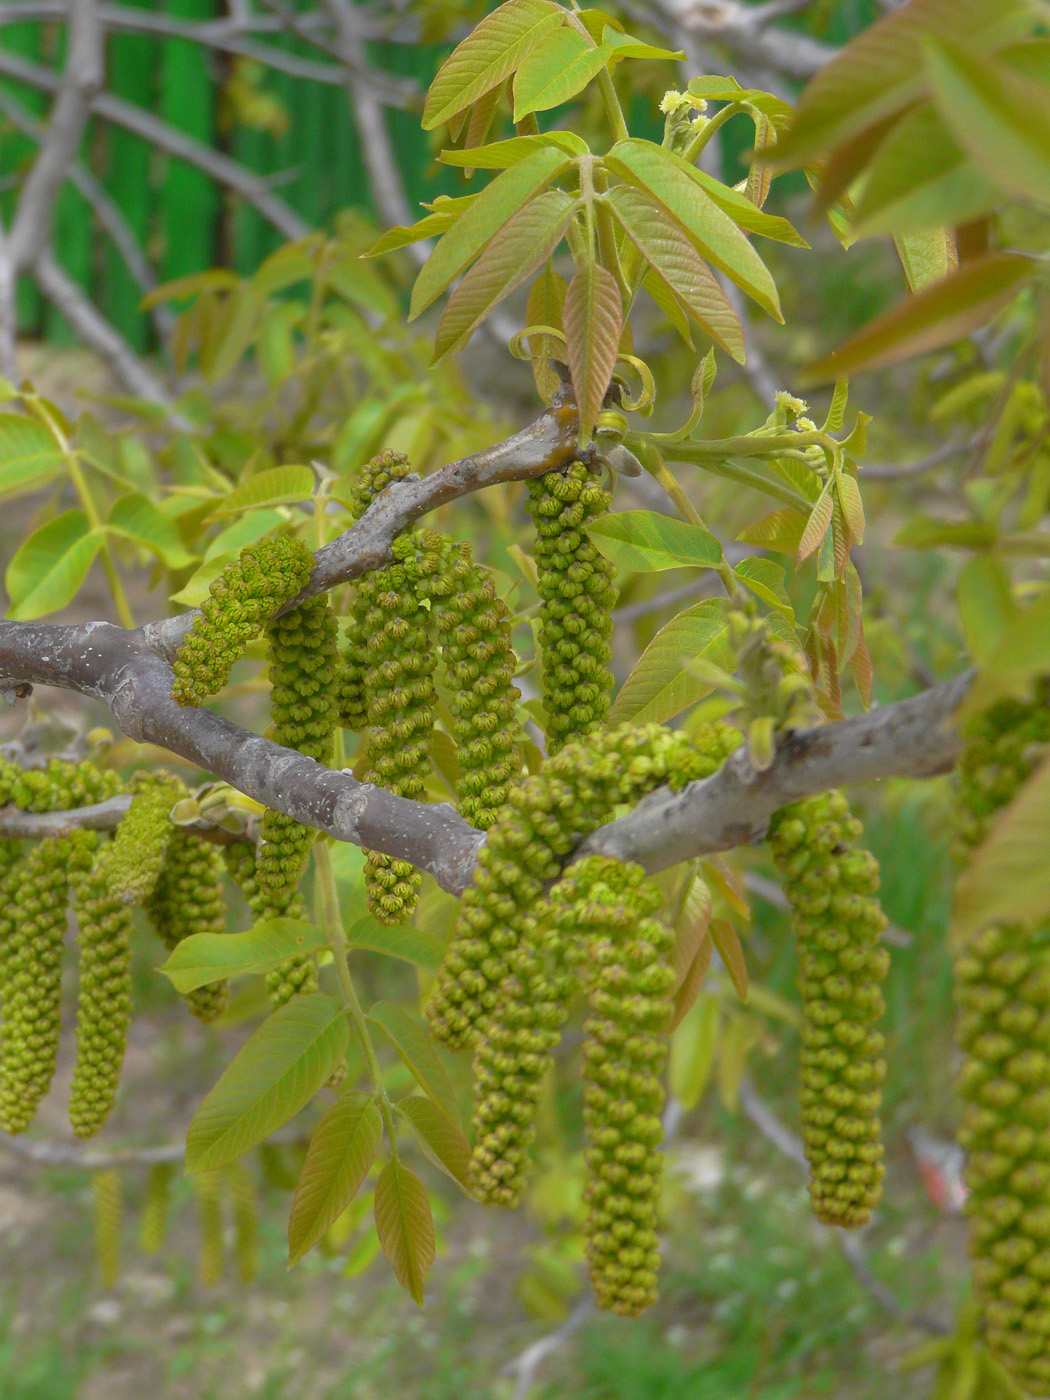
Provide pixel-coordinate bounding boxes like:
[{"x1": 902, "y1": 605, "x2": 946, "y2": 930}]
[{"x1": 0, "y1": 0, "x2": 450, "y2": 348}]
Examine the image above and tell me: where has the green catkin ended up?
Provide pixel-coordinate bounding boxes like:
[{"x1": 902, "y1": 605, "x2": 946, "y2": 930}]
[
  {"x1": 335, "y1": 449, "x2": 416, "y2": 733},
  {"x1": 0, "y1": 755, "x2": 124, "y2": 813},
  {"x1": 427, "y1": 721, "x2": 738, "y2": 1054},
  {"x1": 194, "y1": 1169, "x2": 225, "y2": 1287},
  {"x1": 69, "y1": 837, "x2": 133, "y2": 1138},
  {"x1": 105, "y1": 772, "x2": 184, "y2": 906},
  {"x1": 93, "y1": 1169, "x2": 122, "y2": 1290},
  {"x1": 144, "y1": 828, "x2": 231, "y2": 1023},
  {"x1": 954, "y1": 696, "x2": 1050, "y2": 1395},
  {"x1": 222, "y1": 841, "x2": 314, "y2": 1006},
  {"x1": 171, "y1": 535, "x2": 314, "y2": 707},
  {"x1": 402, "y1": 531, "x2": 522, "y2": 830},
  {"x1": 229, "y1": 1163, "x2": 259, "y2": 1285},
  {"x1": 768, "y1": 791, "x2": 889, "y2": 1228},
  {"x1": 569, "y1": 857, "x2": 673, "y2": 1316},
  {"x1": 525, "y1": 462, "x2": 617, "y2": 755},
  {"x1": 0, "y1": 835, "x2": 80, "y2": 1133},
  {"x1": 140, "y1": 1163, "x2": 174, "y2": 1256}
]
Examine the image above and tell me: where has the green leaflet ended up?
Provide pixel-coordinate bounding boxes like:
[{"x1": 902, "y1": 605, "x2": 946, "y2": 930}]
[
  {"x1": 288, "y1": 1091, "x2": 382, "y2": 1264},
  {"x1": 609, "y1": 600, "x2": 730, "y2": 725},
  {"x1": 586, "y1": 510, "x2": 723, "y2": 572},
  {"x1": 0, "y1": 413, "x2": 64, "y2": 500},
  {"x1": 186, "y1": 993, "x2": 348, "y2": 1172},
  {"x1": 160, "y1": 918, "x2": 328, "y2": 993},
  {"x1": 411, "y1": 146, "x2": 572, "y2": 319},
  {"x1": 204, "y1": 465, "x2": 317, "y2": 519},
  {"x1": 604, "y1": 140, "x2": 782, "y2": 321},
  {"x1": 396, "y1": 1095, "x2": 472, "y2": 1193},
  {"x1": 107, "y1": 492, "x2": 196, "y2": 568},
  {"x1": 5, "y1": 511, "x2": 103, "y2": 621},
  {"x1": 368, "y1": 1001, "x2": 463, "y2": 1128},
  {"x1": 512, "y1": 28, "x2": 612, "y2": 120}
]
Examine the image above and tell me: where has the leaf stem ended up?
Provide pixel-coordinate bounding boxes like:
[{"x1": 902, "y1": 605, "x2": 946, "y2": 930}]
[
  {"x1": 29, "y1": 396, "x2": 136, "y2": 631},
  {"x1": 314, "y1": 840, "x2": 399, "y2": 1160},
  {"x1": 680, "y1": 102, "x2": 744, "y2": 163}
]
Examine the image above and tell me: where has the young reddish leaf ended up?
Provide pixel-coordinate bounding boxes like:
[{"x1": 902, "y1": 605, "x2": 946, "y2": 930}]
[
  {"x1": 686, "y1": 164, "x2": 808, "y2": 248},
  {"x1": 925, "y1": 37, "x2": 1050, "y2": 210},
  {"x1": 773, "y1": 0, "x2": 1029, "y2": 166},
  {"x1": 524, "y1": 263, "x2": 568, "y2": 399},
  {"x1": 642, "y1": 270, "x2": 694, "y2": 349},
  {"x1": 564, "y1": 260, "x2": 623, "y2": 439},
  {"x1": 852, "y1": 104, "x2": 999, "y2": 238},
  {"x1": 464, "y1": 85, "x2": 499, "y2": 152},
  {"x1": 410, "y1": 146, "x2": 571, "y2": 318},
  {"x1": 745, "y1": 111, "x2": 776, "y2": 210},
  {"x1": 374, "y1": 1160, "x2": 436, "y2": 1307},
  {"x1": 422, "y1": 0, "x2": 563, "y2": 130},
  {"x1": 836, "y1": 472, "x2": 866, "y2": 544},
  {"x1": 363, "y1": 200, "x2": 470, "y2": 257},
  {"x1": 368, "y1": 1001, "x2": 463, "y2": 1128},
  {"x1": 667, "y1": 936, "x2": 713, "y2": 1034},
  {"x1": 433, "y1": 190, "x2": 575, "y2": 359},
  {"x1": 710, "y1": 918, "x2": 749, "y2": 1003},
  {"x1": 669, "y1": 995, "x2": 719, "y2": 1109},
  {"x1": 703, "y1": 855, "x2": 751, "y2": 921},
  {"x1": 796, "y1": 482, "x2": 834, "y2": 564},
  {"x1": 804, "y1": 252, "x2": 1034, "y2": 382},
  {"x1": 605, "y1": 185, "x2": 745, "y2": 362},
  {"x1": 512, "y1": 28, "x2": 611, "y2": 120},
  {"x1": 604, "y1": 140, "x2": 782, "y2": 321},
  {"x1": 850, "y1": 625, "x2": 874, "y2": 708},
  {"x1": 670, "y1": 873, "x2": 713, "y2": 993},
  {"x1": 288, "y1": 1092, "x2": 382, "y2": 1264},
  {"x1": 396, "y1": 1095, "x2": 473, "y2": 1193},
  {"x1": 894, "y1": 229, "x2": 958, "y2": 293}
]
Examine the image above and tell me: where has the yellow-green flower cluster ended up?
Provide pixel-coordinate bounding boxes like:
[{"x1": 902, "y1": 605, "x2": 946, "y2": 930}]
[
  {"x1": 222, "y1": 841, "x2": 315, "y2": 1005},
  {"x1": 0, "y1": 756, "x2": 124, "y2": 812},
  {"x1": 570, "y1": 857, "x2": 673, "y2": 1316},
  {"x1": 954, "y1": 696, "x2": 1050, "y2": 1395},
  {"x1": 69, "y1": 835, "x2": 133, "y2": 1138},
  {"x1": 768, "y1": 791, "x2": 888, "y2": 1228},
  {"x1": 427, "y1": 721, "x2": 738, "y2": 1055},
  {"x1": 104, "y1": 772, "x2": 184, "y2": 906},
  {"x1": 145, "y1": 828, "x2": 231, "y2": 1023},
  {"x1": 0, "y1": 835, "x2": 81, "y2": 1133},
  {"x1": 140, "y1": 1163, "x2": 174, "y2": 1255},
  {"x1": 402, "y1": 531, "x2": 521, "y2": 830},
  {"x1": 93, "y1": 1168, "x2": 122, "y2": 1290},
  {"x1": 256, "y1": 592, "x2": 338, "y2": 899},
  {"x1": 525, "y1": 462, "x2": 617, "y2": 755},
  {"x1": 171, "y1": 535, "x2": 314, "y2": 707}
]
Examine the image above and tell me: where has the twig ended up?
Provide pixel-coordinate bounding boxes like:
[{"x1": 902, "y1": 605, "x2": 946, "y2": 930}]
[
  {"x1": 504, "y1": 1298, "x2": 596, "y2": 1400},
  {"x1": 0, "y1": 795, "x2": 132, "y2": 838},
  {"x1": 0, "y1": 48, "x2": 310, "y2": 241},
  {"x1": 0, "y1": 217, "x2": 14, "y2": 381},
  {"x1": 33, "y1": 253, "x2": 180, "y2": 411},
  {"x1": 652, "y1": 0, "x2": 837, "y2": 80},
  {"x1": 8, "y1": 0, "x2": 103, "y2": 272},
  {"x1": 862, "y1": 439, "x2": 978, "y2": 482},
  {"x1": 0, "y1": 1122, "x2": 307, "y2": 1171},
  {"x1": 737, "y1": 1080, "x2": 948, "y2": 1334}
]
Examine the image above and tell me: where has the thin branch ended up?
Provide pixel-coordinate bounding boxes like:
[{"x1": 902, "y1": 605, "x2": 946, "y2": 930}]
[
  {"x1": 0, "y1": 48, "x2": 310, "y2": 241},
  {"x1": 0, "y1": 217, "x2": 15, "y2": 382},
  {"x1": 32, "y1": 252, "x2": 181, "y2": 412},
  {"x1": 0, "y1": 88, "x2": 173, "y2": 339},
  {"x1": 8, "y1": 0, "x2": 103, "y2": 272},
  {"x1": 0, "y1": 1122, "x2": 307, "y2": 1170},
  {"x1": 647, "y1": 0, "x2": 836, "y2": 80},
  {"x1": 737, "y1": 1080, "x2": 948, "y2": 1334},
  {"x1": 0, "y1": 795, "x2": 132, "y2": 838},
  {"x1": 862, "y1": 438, "x2": 977, "y2": 482},
  {"x1": 504, "y1": 1298, "x2": 595, "y2": 1400}
]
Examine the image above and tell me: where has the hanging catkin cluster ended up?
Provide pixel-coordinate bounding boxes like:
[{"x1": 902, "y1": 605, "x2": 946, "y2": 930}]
[
  {"x1": 171, "y1": 534, "x2": 313, "y2": 707},
  {"x1": 69, "y1": 832, "x2": 134, "y2": 1138},
  {"x1": 565, "y1": 857, "x2": 674, "y2": 1316},
  {"x1": 256, "y1": 589, "x2": 338, "y2": 900},
  {"x1": 222, "y1": 841, "x2": 314, "y2": 1005},
  {"x1": 768, "y1": 791, "x2": 889, "y2": 1228},
  {"x1": 525, "y1": 461, "x2": 617, "y2": 754},
  {"x1": 145, "y1": 827, "x2": 231, "y2": 1023},
  {"x1": 954, "y1": 694, "x2": 1050, "y2": 1395},
  {"x1": 0, "y1": 835, "x2": 80, "y2": 1133},
  {"x1": 337, "y1": 452, "x2": 434, "y2": 923},
  {"x1": 93, "y1": 1169, "x2": 122, "y2": 1290},
  {"x1": 0, "y1": 755, "x2": 124, "y2": 812},
  {"x1": 103, "y1": 772, "x2": 183, "y2": 907},
  {"x1": 427, "y1": 721, "x2": 738, "y2": 1058},
  {"x1": 397, "y1": 530, "x2": 521, "y2": 831}
]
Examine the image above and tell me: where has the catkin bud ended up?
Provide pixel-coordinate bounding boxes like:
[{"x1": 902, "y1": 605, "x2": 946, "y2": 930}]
[
  {"x1": 768, "y1": 791, "x2": 888, "y2": 1228},
  {"x1": 954, "y1": 694, "x2": 1050, "y2": 1394},
  {"x1": 171, "y1": 535, "x2": 314, "y2": 707},
  {"x1": 525, "y1": 462, "x2": 617, "y2": 755},
  {"x1": 93, "y1": 1169, "x2": 122, "y2": 1290}
]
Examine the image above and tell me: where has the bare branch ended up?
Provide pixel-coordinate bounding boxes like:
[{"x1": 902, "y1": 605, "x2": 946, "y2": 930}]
[
  {"x1": 0, "y1": 218, "x2": 15, "y2": 382},
  {"x1": 0, "y1": 48, "x2": 310, "y2": 241},
  {"x1": 8, "y1": 0, "x2": 103, "y2": 272},
  {"x1": 0, "y1": 795, "x2": 132, "y2": 838},
  {"x1": 862, "y1": 438, "x2": 977, "y2": 482},
  {"x1": 646, "y1": 0, "x2": 836, "y2": 79},
  {"x1": 33, "y1": 253, "x2": 181, "y2": 412}
]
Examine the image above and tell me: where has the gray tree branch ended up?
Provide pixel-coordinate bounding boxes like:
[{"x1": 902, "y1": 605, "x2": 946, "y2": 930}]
[{"x1": 7, "y1": 0, "x2": 103, "y2": 272}]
